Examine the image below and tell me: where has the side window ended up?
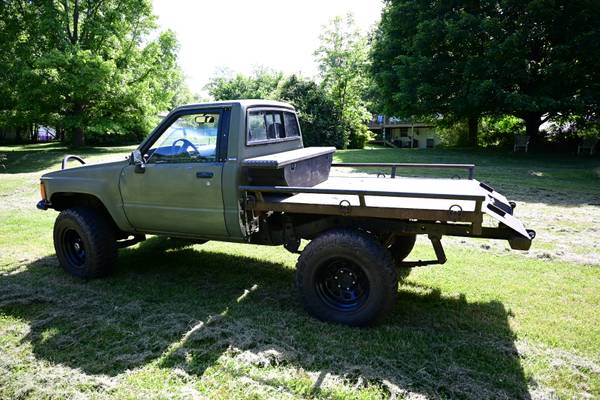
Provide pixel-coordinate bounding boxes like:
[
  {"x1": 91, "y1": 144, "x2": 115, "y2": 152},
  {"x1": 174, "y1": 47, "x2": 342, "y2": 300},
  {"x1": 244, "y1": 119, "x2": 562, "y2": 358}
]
[
  {"x1": 284, "y1": 112, "x2": 300, "y2": 137},
  {"x1": 248, "y1": 111, "x2": 267, "y2": 142},
  {"x1": 247, "y1": 110, "x2": 301, "y2": 144},
  {"x1": 147, "y1": 112, "x2": 220, "y2": 164}
]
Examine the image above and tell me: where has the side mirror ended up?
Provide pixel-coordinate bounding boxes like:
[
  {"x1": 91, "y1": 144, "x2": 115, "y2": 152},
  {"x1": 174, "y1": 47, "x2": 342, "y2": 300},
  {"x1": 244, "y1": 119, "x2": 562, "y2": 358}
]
[{"x1": 132, "y1": 150, "x2": 145, "y2": 173}]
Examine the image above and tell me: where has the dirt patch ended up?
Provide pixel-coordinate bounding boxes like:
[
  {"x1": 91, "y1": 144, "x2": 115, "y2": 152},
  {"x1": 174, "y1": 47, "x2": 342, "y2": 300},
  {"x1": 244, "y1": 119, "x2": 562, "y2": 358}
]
[
  {"x1": 516, "y1": 340, "x2": 599, "y2": 400},
  {"x1": 477, "y1": 187, "x2": 600, "y2": 265}
]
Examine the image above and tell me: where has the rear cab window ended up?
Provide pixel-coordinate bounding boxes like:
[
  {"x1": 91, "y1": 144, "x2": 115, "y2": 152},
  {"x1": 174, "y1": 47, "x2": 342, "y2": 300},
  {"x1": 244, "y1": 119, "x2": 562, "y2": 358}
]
[{"x1": 247, "y1": 109, "x2": 301, "y2": 145}]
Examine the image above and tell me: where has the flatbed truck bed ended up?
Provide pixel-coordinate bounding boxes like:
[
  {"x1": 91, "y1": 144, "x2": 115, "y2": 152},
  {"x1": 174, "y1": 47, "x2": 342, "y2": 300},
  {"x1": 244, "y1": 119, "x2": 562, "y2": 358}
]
[{"x1": 240, "y1": 163, "x2": 533, "y2": 251}]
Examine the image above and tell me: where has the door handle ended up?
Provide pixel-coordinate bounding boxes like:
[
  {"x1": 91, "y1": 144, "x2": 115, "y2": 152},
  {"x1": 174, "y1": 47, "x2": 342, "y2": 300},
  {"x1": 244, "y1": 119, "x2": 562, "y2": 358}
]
[{"x1": 196, "y1": 171, "x2": 214, "y2": 179}]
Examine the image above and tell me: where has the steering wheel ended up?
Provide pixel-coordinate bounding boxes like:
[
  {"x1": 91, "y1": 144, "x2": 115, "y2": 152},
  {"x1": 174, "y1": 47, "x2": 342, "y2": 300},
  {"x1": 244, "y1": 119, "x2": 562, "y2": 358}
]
[{"x1": 171, "y1": 138, "x2": 199, "y2": 156}]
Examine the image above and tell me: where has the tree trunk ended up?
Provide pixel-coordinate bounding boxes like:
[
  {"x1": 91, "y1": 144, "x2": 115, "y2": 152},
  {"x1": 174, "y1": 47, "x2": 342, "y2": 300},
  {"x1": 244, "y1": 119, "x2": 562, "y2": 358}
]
[
  {"x1": 69, "y1": 102, "x2": 85, "y2": 147},
  {"x1": 467, "y1": 115, "x2": 479, "y2": 147},
  {"x1": 524, "y1": 112, "x2": 543, "y2": 148},
  {"x1": 30, "y1": 124, "x2": 38, "y2": 144},
  {"x1": 14, "y1": 127, "x2": 23, "y2": 144},
  {"x1": 71, "y1": 126, "x2": 85, "y2": 147}
]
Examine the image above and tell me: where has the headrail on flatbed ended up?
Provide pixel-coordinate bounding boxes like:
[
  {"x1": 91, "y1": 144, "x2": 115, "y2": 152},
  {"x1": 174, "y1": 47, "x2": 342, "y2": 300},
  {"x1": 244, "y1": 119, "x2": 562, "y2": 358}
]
[{"x1": 331, "y1": 162, "x2": 476, "y2": 180}]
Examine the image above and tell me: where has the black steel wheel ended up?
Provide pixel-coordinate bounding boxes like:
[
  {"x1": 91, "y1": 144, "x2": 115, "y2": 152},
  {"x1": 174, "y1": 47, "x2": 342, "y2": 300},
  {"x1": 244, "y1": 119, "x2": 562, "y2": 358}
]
[
  {"x1": 315, "y1": 258, "x2": 370, "y2": 312},
  {"x1": 54, "y1": 207, "x2": 117, "y2": 279},
  {"x1": 296, "y1": 229, "x2": 397, "y2": 326},
  {"x1": 62, "y1": 228, "x2": 87, "y2": 268}
]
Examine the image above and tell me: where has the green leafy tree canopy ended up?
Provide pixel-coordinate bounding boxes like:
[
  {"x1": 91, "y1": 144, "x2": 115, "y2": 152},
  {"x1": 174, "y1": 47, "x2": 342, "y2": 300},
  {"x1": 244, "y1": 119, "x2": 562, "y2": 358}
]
[
  {"x1": 0, "y1": 0, "x2": 190, "y2": 146},
  {"x1": 205, "y1": 67, "x2": 284, "y2": 101},
  {"x1": 371, "y1": 0, "x2": 600, "y2": 147},
  {"x1": 315, "y1": 14, "x2": 372, "y2": 149}
]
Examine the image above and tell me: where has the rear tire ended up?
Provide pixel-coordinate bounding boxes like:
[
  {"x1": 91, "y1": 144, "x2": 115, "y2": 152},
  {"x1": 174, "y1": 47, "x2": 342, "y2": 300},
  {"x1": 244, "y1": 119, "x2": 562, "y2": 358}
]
[
  {"x1": 53, "y1": 207, "x2": 117, "y2": 279},
  {"x1": 296, "y1": 229, "x2": 398, "y2": 326},
  {"x1": 388, "y1": 235, "x2": 416, "y2": 279},
  {"x1": 388, "y1": 234, "x2": 416, "y2": 264}
]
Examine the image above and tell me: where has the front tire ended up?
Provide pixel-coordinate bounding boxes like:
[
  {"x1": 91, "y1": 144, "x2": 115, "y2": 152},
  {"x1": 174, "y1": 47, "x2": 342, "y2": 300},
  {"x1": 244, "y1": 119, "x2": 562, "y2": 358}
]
[
  {"x1": 53, "y1": 207, "x2": 117, "y2": 279},
  {"x1": 296, "y1": 229, "x2": 398, "y2": 326}
]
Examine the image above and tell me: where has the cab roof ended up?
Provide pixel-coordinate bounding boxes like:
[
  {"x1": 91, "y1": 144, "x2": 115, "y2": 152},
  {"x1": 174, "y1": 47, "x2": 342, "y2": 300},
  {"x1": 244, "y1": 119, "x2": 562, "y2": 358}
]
[{"x1": 174, "y1": 99, "x2": 295, "y2": 112}]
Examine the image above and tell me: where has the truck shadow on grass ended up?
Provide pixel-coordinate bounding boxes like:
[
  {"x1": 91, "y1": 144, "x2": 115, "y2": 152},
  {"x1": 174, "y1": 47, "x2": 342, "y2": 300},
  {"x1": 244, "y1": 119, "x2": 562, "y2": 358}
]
[{"x1": 0, "y1": 238, "x2": 531, "y2": 399}]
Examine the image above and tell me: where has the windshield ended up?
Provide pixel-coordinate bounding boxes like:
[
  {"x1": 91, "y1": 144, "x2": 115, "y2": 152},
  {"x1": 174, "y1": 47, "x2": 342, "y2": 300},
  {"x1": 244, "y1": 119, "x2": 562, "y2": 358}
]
[{"x1": 147, "y1": 112, "x2": 220, "y2": 163}]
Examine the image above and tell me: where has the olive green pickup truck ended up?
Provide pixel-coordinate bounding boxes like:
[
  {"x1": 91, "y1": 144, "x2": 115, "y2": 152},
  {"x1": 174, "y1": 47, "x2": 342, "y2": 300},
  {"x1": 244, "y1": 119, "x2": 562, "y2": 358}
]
[{"x1": 37, "y1": 100, "x2": 535, "y2": 326}]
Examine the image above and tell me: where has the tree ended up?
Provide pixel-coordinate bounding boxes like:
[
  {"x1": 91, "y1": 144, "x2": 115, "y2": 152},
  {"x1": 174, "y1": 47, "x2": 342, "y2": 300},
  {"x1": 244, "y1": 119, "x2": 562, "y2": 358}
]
[
  {"x1": 0, "y1": 0, "x2": 188, "y2": 146},
  {"x1": 205, "y1": 15, "x2": 374, "y2": 149},
  {"x1": 371, "y1": 0, "x2": 499, "y2": 146},
  {"x1": 277, "y1": 75, "x2": 342, "y2": 147},
  {"x1": 494, "y1": 0, "x2": 600, "y2": 143},
  {"x1": 480, "y1": 115, "x2": 525, "y2": 147},
  {"x1": 206, "y1": 68, "x2": 284, "y2": 101},
  {"x1": 0, "y1": 1, "x2": 38, "y2": 142},
  {"x1": 206, "y1": 70, "x2": 346, "y2": 147},
  {"x1": 371, "y1": 0, "x2": 600, "y2": 147},
  {"x1": 315, "y1": 14, "x2": 372, "y2": 149}
]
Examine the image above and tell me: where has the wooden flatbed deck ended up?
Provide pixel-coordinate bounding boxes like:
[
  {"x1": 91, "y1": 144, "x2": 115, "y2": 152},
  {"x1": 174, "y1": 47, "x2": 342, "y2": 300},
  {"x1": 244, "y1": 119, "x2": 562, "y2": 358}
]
[
  {"x1": 241, "y1": 175, "x2": 530, "y2": 239},
  {"x1": 245, "y1": 176, "x2": 485, "y2": 225}
]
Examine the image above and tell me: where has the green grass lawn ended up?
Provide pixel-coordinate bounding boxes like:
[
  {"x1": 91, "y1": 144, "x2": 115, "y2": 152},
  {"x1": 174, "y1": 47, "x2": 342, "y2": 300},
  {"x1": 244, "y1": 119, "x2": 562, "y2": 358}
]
[{"x1": 1, "y1": 143, "x2": 599, "y2": 399}]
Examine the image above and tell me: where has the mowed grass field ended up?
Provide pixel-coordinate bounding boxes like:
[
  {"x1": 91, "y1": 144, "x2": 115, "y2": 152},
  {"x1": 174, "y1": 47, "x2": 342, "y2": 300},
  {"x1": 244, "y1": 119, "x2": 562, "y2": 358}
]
[{"x1": 1, "y1": 143, "x2": 599, "y2": 399}]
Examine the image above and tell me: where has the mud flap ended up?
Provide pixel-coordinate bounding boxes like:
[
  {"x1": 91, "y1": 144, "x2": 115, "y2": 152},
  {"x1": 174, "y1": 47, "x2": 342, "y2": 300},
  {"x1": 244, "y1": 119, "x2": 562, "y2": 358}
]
[{"x1": 508, "y1": 234, "x2": 534, "y2": 251}]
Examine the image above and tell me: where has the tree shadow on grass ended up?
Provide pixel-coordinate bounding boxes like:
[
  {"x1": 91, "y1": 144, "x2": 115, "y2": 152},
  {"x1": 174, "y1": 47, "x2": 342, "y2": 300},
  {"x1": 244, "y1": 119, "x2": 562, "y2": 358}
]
[{"x1": 0, "y1": 237, "x2": 531, "y2": 398}]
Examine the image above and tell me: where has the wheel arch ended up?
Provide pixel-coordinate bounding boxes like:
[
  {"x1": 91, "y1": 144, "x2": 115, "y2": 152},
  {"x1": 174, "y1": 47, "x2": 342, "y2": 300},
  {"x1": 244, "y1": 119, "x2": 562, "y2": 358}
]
[{"x1": 50, "y1": 192, "x2": 129, "y2": 236}]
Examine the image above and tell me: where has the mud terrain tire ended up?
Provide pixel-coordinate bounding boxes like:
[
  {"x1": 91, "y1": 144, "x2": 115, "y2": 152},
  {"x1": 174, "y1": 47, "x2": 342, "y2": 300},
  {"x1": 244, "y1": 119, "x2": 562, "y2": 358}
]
[
  {"x1": 54, "y1": 207, "x2": 117, "y2": 279},
  {"x1": 296, "y1": 229, "x2": 398, "y2": 326}
]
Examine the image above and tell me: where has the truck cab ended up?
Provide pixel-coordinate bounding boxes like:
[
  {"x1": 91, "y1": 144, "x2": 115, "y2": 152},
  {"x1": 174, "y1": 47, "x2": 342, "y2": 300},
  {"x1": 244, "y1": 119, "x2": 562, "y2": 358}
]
[
  {"x1": 40, "y1": 100, "x2": 302, "y2": 239},
  {"x1": 119, "y1": 100, "x2": 304, "y2": 239}
]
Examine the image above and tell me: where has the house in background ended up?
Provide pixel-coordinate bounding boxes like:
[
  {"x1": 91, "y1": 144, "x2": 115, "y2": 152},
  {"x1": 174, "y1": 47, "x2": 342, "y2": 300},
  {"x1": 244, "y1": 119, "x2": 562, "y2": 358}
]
[
  {"x1": 368, "y1": 115, "x2": 441, "y2": 149},
  {"x1": 0, "y1": 125, "x2": 56, "y2": 143},
  {"x1": 37, "y1": 126, "x2": 56, "y2": 142}
]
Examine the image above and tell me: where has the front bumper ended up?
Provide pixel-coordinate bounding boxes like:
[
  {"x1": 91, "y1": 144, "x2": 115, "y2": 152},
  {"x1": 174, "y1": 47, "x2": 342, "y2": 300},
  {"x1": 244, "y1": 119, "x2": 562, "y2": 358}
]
[{"x1": 36, "y1": 199, "x2": 50, "y2": 210}]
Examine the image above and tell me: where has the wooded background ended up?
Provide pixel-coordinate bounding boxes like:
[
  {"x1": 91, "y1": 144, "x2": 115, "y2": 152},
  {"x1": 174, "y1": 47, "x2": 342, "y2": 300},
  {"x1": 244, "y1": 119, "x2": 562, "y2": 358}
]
[{"x1": 0, "y1": 0, "x2": 598, "y2": 150}]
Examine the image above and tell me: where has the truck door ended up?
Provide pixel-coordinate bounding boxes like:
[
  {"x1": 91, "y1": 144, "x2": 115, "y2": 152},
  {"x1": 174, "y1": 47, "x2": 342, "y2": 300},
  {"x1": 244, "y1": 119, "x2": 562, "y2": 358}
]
[{"x1": 119, "y1": 108, "x2": 230, "y2": 237}]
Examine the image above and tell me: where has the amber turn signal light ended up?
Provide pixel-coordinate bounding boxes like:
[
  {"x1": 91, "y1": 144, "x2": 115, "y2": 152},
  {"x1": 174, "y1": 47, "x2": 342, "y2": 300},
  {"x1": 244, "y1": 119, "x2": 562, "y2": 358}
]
[{"x1": 40, "y1": 181, "x2": 47, "y2": 200}]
